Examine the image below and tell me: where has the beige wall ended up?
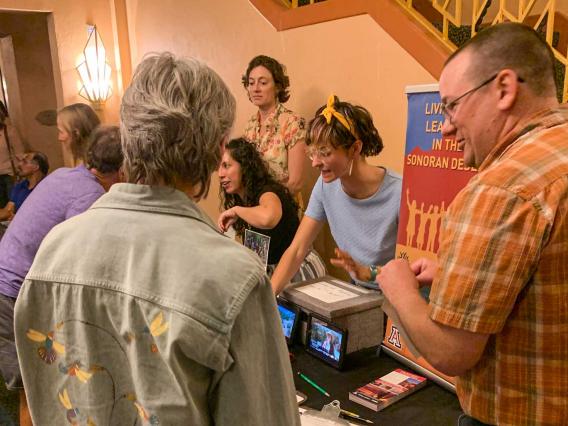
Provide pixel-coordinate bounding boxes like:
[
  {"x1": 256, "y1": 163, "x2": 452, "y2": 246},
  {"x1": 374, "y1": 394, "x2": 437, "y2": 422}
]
[
  {"x1": 0, "y1": 0, "x2": 438, "y2": 278},
  {"x1": 0, "y1": 0, "x2": 122, "y2": 134},
  {"x1": 0, "y1": 0, "x2": 436, "y2": 195},
  {"x1": 127, "y1": 0, "x2": 436, "y2": 221}
]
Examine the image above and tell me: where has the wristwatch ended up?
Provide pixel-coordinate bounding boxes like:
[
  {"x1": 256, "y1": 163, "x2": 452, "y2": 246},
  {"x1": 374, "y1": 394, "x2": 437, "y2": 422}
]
[{"x1": 369, "y1": 265, "x2": 378, "y2": 282}]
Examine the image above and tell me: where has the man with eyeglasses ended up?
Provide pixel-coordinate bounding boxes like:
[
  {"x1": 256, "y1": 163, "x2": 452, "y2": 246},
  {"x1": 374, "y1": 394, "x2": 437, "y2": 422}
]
[
  {"x1": 377, "y1": 22, "x2": 567, "y2": 425},
  {"x1": 0, "y1": 152, "x2": 49, "y2": 221}
]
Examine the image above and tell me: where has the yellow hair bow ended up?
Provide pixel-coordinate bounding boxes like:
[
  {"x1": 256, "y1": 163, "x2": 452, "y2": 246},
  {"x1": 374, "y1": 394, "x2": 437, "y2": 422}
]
[{"x1": 320, "y1": 94, "x2": 356, "y2": 137}]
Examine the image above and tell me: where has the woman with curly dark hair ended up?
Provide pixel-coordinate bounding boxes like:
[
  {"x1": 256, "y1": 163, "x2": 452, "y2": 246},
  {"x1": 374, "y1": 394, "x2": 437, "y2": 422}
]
[
  {"x1": 219, "y1": 138, "x2": 325, "y2": 278},
  {"x1": 242, "y1": 55, "x2": 306, "y2": 198}
]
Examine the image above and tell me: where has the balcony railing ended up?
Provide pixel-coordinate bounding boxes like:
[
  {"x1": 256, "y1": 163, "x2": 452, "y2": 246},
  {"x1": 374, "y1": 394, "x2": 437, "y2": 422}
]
[{"x1": 280, "y1": 0, "x2": 567, "y2": 101}]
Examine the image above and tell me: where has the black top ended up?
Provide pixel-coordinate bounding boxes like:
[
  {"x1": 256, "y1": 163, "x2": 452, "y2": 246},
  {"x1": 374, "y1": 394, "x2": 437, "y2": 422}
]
[{"x1": 250, "y1": 184, "x2": 299, "y2": 265}]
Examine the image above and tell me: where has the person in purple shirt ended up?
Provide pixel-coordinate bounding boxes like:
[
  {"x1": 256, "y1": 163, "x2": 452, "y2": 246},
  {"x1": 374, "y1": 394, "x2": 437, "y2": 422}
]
[{"x1": 0, "y1": 105, "x2": 122, "y2": 400}]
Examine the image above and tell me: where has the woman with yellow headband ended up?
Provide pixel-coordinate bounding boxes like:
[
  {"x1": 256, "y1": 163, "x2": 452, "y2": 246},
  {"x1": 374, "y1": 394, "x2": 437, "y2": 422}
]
[{"x1": 271, "y1": 95, "x2": 401, "y2": 294}]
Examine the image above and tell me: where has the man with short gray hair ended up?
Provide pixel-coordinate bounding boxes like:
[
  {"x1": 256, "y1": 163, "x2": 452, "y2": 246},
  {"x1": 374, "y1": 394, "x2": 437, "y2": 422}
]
[
  {"x1": 14, "y1": 53, "x2": 300, "y2": 425},
  {"x1": 378, "y1": 23, "x2": 567, "y2": 425}
]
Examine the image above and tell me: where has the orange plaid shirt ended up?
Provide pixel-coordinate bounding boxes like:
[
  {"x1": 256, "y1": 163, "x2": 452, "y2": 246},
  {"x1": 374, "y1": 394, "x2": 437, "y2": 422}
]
[{"x1": 429, "y1": 106, "x2": 568, "y2": 426}]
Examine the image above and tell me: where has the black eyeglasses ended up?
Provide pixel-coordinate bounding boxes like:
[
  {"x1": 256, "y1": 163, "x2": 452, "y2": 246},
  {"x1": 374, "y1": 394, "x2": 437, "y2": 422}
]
[{"x1": 441, "y1": 74, "x2": 499, "y2": 120}]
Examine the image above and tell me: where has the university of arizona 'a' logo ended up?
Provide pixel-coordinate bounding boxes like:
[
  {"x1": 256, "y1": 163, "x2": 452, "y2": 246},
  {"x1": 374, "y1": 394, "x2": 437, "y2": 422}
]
[{"x1": 387, "y1": 325, "x2": 402, "y2": 349}]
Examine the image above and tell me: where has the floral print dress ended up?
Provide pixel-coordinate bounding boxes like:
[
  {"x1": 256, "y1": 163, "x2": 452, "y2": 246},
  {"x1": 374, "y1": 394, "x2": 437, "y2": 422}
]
[{"x1": 243, "y1": 103, "x2": 306, "y2": 185}]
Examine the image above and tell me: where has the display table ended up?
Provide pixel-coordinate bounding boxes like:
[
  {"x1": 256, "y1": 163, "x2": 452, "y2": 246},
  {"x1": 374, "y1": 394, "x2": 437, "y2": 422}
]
[{"x1": 292, "y1": 346, "x2": 462, "y2": 425}]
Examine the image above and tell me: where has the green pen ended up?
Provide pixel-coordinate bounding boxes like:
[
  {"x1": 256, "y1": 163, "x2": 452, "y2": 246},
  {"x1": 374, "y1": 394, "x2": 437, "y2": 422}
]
[{"x1": 297, "y1": 371, "x2": 330, "y2": 397}]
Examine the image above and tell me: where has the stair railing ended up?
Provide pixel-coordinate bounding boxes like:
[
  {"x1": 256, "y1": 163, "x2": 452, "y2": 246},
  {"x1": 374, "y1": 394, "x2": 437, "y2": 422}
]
[{"x1": 277, "y1": 0, "x2": 567, "y2": 101}]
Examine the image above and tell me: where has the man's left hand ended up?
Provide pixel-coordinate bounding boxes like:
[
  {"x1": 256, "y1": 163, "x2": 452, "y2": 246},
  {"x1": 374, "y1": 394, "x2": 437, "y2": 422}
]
[{"x1": 377, "y1": 259, "x2": 420, "y2": 305}]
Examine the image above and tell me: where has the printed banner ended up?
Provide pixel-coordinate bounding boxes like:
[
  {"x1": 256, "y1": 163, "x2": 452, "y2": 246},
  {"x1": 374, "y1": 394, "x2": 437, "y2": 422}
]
[{"x1": 382, "y1": 85, "x2": 477, "y2": 387}]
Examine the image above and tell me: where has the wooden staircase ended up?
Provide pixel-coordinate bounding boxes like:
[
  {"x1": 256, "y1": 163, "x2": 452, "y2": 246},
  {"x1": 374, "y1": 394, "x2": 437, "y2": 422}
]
[
  {"x1": 250, "y1": 0, "x2": 451, "y2": 79},
  {"x1": 251, "y1": 0, "x2": 568, "y2": 101}
]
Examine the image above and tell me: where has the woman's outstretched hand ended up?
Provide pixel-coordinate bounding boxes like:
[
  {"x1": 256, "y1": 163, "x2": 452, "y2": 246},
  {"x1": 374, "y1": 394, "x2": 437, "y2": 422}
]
[
  {"x1": 218, "y1": 207, "x2": 239, "y2": 233},
  {"x1": 330, "y1": 248, "x2": 371, "y2": 282}
]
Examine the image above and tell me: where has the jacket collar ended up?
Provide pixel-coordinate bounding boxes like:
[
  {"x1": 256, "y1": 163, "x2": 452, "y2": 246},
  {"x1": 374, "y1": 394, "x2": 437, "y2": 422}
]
[{"x1": 90, "y1": 183, "x2": 219, "y2": 233}]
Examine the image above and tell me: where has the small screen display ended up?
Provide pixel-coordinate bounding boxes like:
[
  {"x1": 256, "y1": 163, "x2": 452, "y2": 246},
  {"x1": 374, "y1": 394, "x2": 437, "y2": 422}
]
[
  {"x1": 307, "y1": 316, "x2": 344, "y2": 363},
  {"x1": 278, "y1": 304, "x2": 297, "y2": 340},
  {"x1": 277, "y1": 298, "x2": 300, "y2": 345}
]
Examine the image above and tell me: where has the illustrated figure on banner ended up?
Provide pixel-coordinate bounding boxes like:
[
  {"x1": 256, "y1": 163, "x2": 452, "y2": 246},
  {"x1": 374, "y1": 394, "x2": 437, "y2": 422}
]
[
  {"x1": 405, "y1": 188, "x2": 417, "y2": 247},
  {"x1": 405, "y1": 188, "x2": 445, "y2": 253},
  {"x1": 425, "y1": 201, "x2": 445, "y2": 252},
  {"x1": 415, "y1": 202, "x2": 429, "y2": 250}
]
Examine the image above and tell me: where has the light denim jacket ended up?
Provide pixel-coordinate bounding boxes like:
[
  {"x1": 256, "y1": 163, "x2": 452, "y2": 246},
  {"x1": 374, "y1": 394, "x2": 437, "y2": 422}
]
[{"x1": 14, "y1": 183, "x2": 300, "y2": 426}]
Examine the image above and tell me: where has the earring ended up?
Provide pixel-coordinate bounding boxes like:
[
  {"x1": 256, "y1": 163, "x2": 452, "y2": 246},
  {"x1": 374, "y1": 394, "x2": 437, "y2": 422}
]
[{"x1": 348, "y1": 159, "x2": 354, "y2": 177}]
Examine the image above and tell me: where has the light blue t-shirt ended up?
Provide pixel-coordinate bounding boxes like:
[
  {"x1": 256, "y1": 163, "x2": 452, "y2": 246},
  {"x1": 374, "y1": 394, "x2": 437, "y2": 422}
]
[{"x1": 305, "y1": 168, "x2": 402, "y2": 269}]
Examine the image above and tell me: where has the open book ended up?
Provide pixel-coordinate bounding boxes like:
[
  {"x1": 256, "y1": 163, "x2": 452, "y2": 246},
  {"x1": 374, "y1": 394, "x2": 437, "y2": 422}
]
[{"x1": 349, "y1": 368, "x2": 426, "y2": 411}]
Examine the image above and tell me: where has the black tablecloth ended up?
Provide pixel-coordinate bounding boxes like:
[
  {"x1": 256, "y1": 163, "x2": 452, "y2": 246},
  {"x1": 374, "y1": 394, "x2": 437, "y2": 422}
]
[{"x1": 292, "y1": 345, "x2": 462, "y2": 425}]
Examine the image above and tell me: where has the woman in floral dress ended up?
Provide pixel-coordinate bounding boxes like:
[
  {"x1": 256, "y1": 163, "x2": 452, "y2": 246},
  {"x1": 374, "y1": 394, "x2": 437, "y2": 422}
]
[{"x1": 242, "y1": 55, "x2": 306, "y2": 198}]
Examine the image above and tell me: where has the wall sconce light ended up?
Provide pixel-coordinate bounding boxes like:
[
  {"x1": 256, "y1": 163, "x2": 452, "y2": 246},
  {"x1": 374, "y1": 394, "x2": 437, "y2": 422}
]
[{"x1": 76, "y1": 25, "x2": 112, "y2": 110}]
